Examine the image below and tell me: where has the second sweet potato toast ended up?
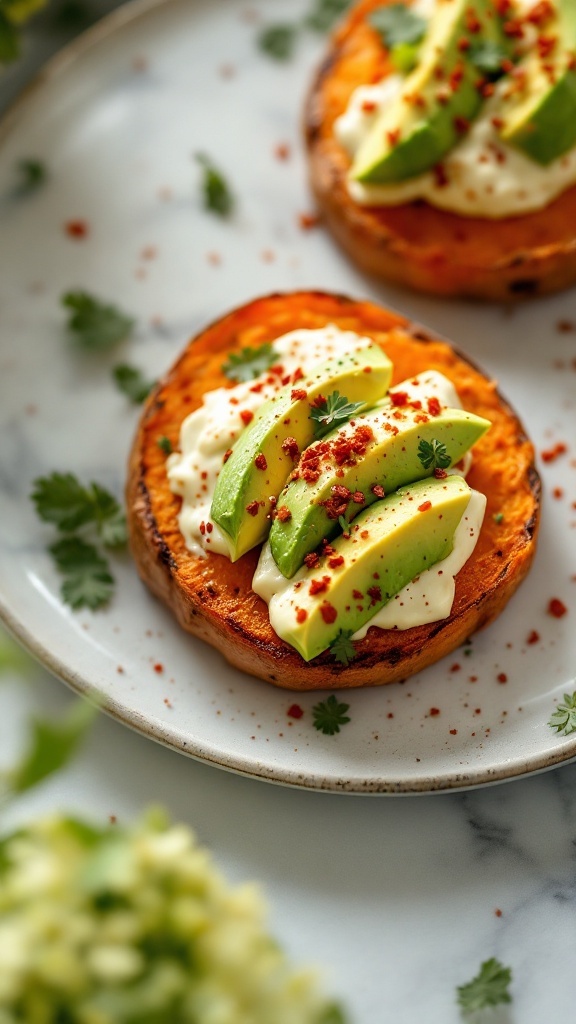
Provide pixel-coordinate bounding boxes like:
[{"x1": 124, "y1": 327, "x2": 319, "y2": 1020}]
[{"x1": 127, "y1": 291, "x2": 540, "y2": 691}]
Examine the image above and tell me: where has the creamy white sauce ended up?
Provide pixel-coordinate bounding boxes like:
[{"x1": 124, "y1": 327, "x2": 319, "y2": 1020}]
[
  {"x1": 253, "y1": 489, "x2": 485, "y2": 638},
  {"x1": 167, "y1": 326, "x2": 376, "y2": 558},
  {"x1": 334, "y1": 0, "x2": 576, "y2": 218}
]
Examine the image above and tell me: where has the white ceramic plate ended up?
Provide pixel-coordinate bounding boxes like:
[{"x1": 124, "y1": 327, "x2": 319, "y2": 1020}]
[{"x1": 1, "y1": 0, "x2": 575, "y2": 793}]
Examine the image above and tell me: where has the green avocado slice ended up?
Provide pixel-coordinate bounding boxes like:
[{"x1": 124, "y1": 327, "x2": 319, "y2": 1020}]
[
  {"x1": 269, "y1": 382, "x2": 490, "y2": 578},
  {"x1": 210, "y1": 345, "x2": 393, "y2": 561},
  {"x1": 270, "y1": 475, "x2": 473, "y2": 662},
  {"x1": 499, "y1": 0, "x2": 576, "y2": 165},
  {"x1": 351, "y1": 0, "x2": 507, "y2": 183}
]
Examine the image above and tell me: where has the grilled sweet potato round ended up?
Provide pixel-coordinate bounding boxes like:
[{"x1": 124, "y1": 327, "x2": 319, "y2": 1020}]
[
  {"x1": 127, "y1": 290, "x2": 540, "y2": 690},
  {"x1": 305, "y1": 0, "x2": 576, "y2": 301}
]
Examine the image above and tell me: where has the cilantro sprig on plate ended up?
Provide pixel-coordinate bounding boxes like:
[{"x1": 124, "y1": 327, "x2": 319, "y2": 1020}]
[
  {"x1": 312, "y1": 694, "x2": 351, "y2": 735},
  {"x1": 113, "y1": 363, "x2": 157, "y2": 404},
  {"x1": 310, "y1": 391, "x2": 363, "y2": 439},
  {"x1": 196, "y1": 153, "x2": 234, "y2": 217},
  {"x1": 222, "y1": 342, "x2": 278, "y2": 383},
  {"x1": 548, "y1": 691, "x2": 576, "y2": 736},
  {"x1": 457, "y1": 958, "x2": 512, "y2": 1015},
  {"x1": 31, "y1": 472, "x2": 127, "y2": 610},
  {"x1": 62, "y1": 291, "x2": 135, "y2": 350}
]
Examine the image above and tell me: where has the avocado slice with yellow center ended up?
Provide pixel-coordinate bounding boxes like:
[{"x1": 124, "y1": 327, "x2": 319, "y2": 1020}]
[
  {"x1": 210, "y1": 345, "x2": 392, "y2": 560},
  {"x1": 269, "y1": 475, "x2": 473, "y2": 662},
  {"x1": 351, "y1": 0, "x2": 508, "y2": 184},
  {"x1": 499, "y1": 0, "x2": 576, "y2": 165},
  {"x1": 269, "y1": 379, "x2": 490, "y2": 578}
]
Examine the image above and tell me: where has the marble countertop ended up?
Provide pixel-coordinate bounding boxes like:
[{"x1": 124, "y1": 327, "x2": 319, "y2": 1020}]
[{"x1": 2, "y1": 4, "x2": 576, "y2": 1022}]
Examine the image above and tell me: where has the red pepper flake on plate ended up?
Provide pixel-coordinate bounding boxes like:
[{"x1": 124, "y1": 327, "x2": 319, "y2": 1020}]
[
  {"x1": 548, "y1": 597, "x2": 567, "y2": 618},
  {"x1": 64, "y1": 219, "x2": 89, "y2": 239}
]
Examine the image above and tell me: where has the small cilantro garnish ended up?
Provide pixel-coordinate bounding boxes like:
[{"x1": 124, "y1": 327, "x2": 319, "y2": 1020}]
[
  {"x1": 257, "y1": 23, "x2": 299, "y2": 60},
  {"x1": 305, "y1": 0, "x2": 351, "y2": 32},
  {"x1": 338, "y1": 514, "x2": 350, "y2": 536},
  {"x1": 157, "y1": 435, "x2": 173, "y2": 455},
  {"x1": 417, "y1": 438, "x2": 452, "y2": 471},
  {"x1": 49, "y1": 536, "x2": 114, "y2": 610},
  {"x1": 312, "y1": 694, "x2": 351, "y2": 735},
  {"x1": 369, "y1": 4, "x2": 426, "y2": 50},
  {"x1": 15, "y1": 157, "x2": 47, "y2": 194},
  {"x1": 548, "y1": 691, "x2": 576, "y2": 736},
  {"x1": 113, "y1": 363, "x2": 156, "y2": 404},
  {"x1": 470, "y1": 40, "x2": 510, "y2": 78},
  {"x1": 330, "y1": 629, "x2": 356, "y2": 666},
  {"x1": 456, "y1": 958, "x2": 512, "y2": 1015},
  {"x1": 493, "y1": 511, "x2": 504, "y2": 524},
  {"x1": 9, "y1": 697, "x2": 97, "y2": 796},
  {"x1": 310, "y1": 391, "x2": 363, "y2": 438},
  {"x1": 31, "y1": 472, "x2": 127, "y2": 546},
  {"x1": 62, "y1": 290, "x2": 134, "y2": 350},
  {"x1": 222, "y1": 342, "x2": 277, "y2": 383},
  {"x1": 196, "y1": 153, "x2": 234, "y2": 216}
]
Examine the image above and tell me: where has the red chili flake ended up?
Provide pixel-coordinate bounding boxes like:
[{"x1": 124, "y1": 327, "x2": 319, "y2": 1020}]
[
  {"x1": 541, "y1": 442, "x2": 567, "y2": 462},
  {"x1": 548, "y1": 598, "x2": 567, "y2": 618},
  {"x1": 309, "y1": 576, "x2": 330, "y2": 596},
  {"x1": 458, "y1": 36, "x2": 471, "y2": 51},
  {"x1": 282, "y1": 436, "x2": 299, "y2": 460},
  {"x1": 491, "y1": 116, "x2": 505, "y2": 130},
  {"x1": 454, "y1": 115, "x2": 470, "y2": 135},
  {"x1": 497, "y1": 673, "x2": 508, "y2": 684},
  {"x1": 450, "y1": 663, "x2": 461, "y2": 673},
  {"x1": 552, "y1": 487, "x2": 564, "y2": 500},
  {"x1": 288, "y1": 702, "x2": 304, "y2": 718},
  {"x1": 495, "y1": 908, "x2": 503, "y2": 918},
  {"x1": 332, "y1": 484, "x2": 352, "y2": 501},
  {"x1": 434, "y1": 162, "x2": 449, "y2": 188},
  {"x1": 434, "y1": 467, "x2": 448, "y2": 479},
  {"x1": 295, "y1": 609, "x2": 307, "y2": 625},
  {"x1": 328, "y1": 555, "x2": 345, "y2": 569},
  {"x1": 557, "y1": 319, "x2": 575, "y2": 333},
  {"x1": 240, "y1": 410, "x2": 254, "y2": 426},
  {"x1": 360, "y1": 530, "x2": 369, "y2": 539},
  {"x1": 525, "y1": 1, "x2": 554, "y2": 24},
  {"x1": 275, "y1": 143, "x2": 291, "y2": 161},
  {"x1": 450, "y1": 728, "x2": 458, "y2": 735},
  {"x1": 494, "y1": 0, "x2": 513, "y2": 14},
  {"x1": 223, "y1": 449, "x2": 233, "y2": 464},
  {"x1": 275, "y1": 505, "x2": 292, "y2": 522},
  {"x1": 390, "y1": 390, "x2": 409, "y2": 407},
  {"x1": 206, "y1": 522, "x2": 213, "y2": 534},
  {"x1": 414, "y1": 413, "x2": 430, "y2": 424},
  {"x1": 153, "y1": 663, "x2": 164, "y2": 673},
  {"x1": 367, "y1": 585, "x2": 382, "y2": 605},
  {"x1": 310, "y1": 393, "x2": 327, "y2": 409},
  {"x1": 64, "y1": 219, "x2": 89, "y2": 239},
  {"x1": 363, "y1": 366, "x2": 372, "y2": 373},
  {"x1": 291, "y1": 367, "x2": 304, "y2": 384},
  {"x1": 261, "y1": 249, "x2": 275, "y2": 263},
  {"x1": 352, "y1": 589, "x2": 363, "y2": 600},
  {"x1": 199, "y1": 521, "x2": 206, "y2": 535},
  {"x1": 386, "y1": 128, "x2": 401, "y2": 147},
  {"x1": 291, "y1": 388, "x2": 307, "y2": 401},
  {"x1": 299, "y1": 212, "x2": 320, "y2": 230},
  {"x1": 449, "y1": 63, "x2": 465, "y2": 91},
  {"x1": 427, "y1": 396, "x2": 442, "y2": 416},
  {"x1": 321, "y1": 541, "x2": 336, "y2": 556},
  {"x1": 254, "y1": 453, "x2": 267, "y2": 470},
  {"x1": 429, "y1": 707, "x2": 440, "y2": 717},
  {"x1": 372, "y1": 484, "x2": 385, "y2": 498},
  {"x1": 246, "y1": 500, "x2": 260, "y2": 517},
  {"x1": 361, "y1": 99, "x2": 377, "y2": 113},
  {"x1": 537, "y1": 34, "x2": 557, "y2": 58},
  {"x1": 527, "y1": 629, "x2": 540, "y2": 645},
  {"x1": 319, "y1": 601, "x2": 338, "y2": 624},
  {"x1": 304, "y1": 552, "x2": 320, "y2": 569},
  {"x1": 418, "y1": 501, "x2": 432, "y2": 512},
  {"x1": 352, "y1": 491, "x2": 365, "y2": 504},
  {"x1": 503, "y1": 17, "x2": 524, "y2": 37}
]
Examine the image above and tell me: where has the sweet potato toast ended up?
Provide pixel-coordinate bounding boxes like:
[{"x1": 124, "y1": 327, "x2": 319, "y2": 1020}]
[
  {"x1": 305, "y1": 0, "x2": 576, "y2": 301},
  {"x1": 127, "y1": 290, "x2": 540, "y2": 691}
]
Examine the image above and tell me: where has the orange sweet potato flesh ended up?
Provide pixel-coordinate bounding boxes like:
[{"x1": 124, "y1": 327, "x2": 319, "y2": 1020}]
[
  {"x1": 305, "y1": 0, "x2": 576, "y2": 300},
  {"x1": 127, "y1": 290, "x2": 540, "y2": 690}
]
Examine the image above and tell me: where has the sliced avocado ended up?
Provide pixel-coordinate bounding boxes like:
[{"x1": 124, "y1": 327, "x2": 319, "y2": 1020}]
[
  {"x1": 499, "y1": 0, "x2": 576, "y2": 165},
  {"x1": 269, "y1": 388, "x2": 489, "y2": 578},
  {"x1": 351, "y1": 0, "x2": 507, "y2": 183},
  {"x1": 270, "y1": 475, "x2": 472, "y2": 662},
  {"x1": 210, "y1": 345, "x2": 392, "y2": 561}
]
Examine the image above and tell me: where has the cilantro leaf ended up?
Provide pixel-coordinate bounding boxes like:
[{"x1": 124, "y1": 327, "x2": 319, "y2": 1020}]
[
  {"x1": 113, "y1": 363, "x2": 156, "y2": 404},
  {"x1": 312, "y1": 694, "x2": 351, "y2": 735},
  {"x1": 310, "y1": 391, "x2": 363, "y2": 438},
  {"x1": 330, "y1": 629, "x2": 356, "y2": 666},
  {"x1": 0, "y1": 9, "x2": 19, "y2": 62},
  {"x1": 157, "y1": 435, "x2": 173, "y2": 455},
  {"x1": 196, "y1": 153, "x2": 234, "y2": 217},
  {"x1": 548, "y1": 691, "x2": 576, "y2": 736},
  {"x1": 417, "y1": 438, "x2": 452, "y2": 471},
  {"x1": 222, "y1": 342, "x2": 277, "y2": 383},
  {"x1": 8, "y1": 698, "x2": 97, "y2": 796},
  {"x1": 15, "y1": 157, "x2": 47, "y2": 193},
  {"x1": 338, "y1": 513, "x2": 350, "y2": 536},
  {"x1": 257, "y1": 23, "x2": 299, "y2": 60},
  {"x1": 49, "y1": 536, "x2": 114, "y2": 610},
  {"x1": 31, "y1": 473, "x2": 127, "y2": 547},
  {"x1": 305, "y1": 0, "x2": 351, "y2": 32},
  {"x1": 369, "y1": 4, "x2": 426, "y2": 50},
  {"x1": 457, "y1": 958, "x2": 512, "y2": 1015},
  {"x1": 470, "y1": 40, "x2": 509, "y2": 78},
  {"x1": 62, "y1": 290, "x2": 135, "y2": 350}
]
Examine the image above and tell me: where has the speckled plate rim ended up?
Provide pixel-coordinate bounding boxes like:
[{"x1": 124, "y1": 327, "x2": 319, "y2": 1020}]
[{"x1": 2, "y1": 0, "x2": 576, "y2": 795}]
